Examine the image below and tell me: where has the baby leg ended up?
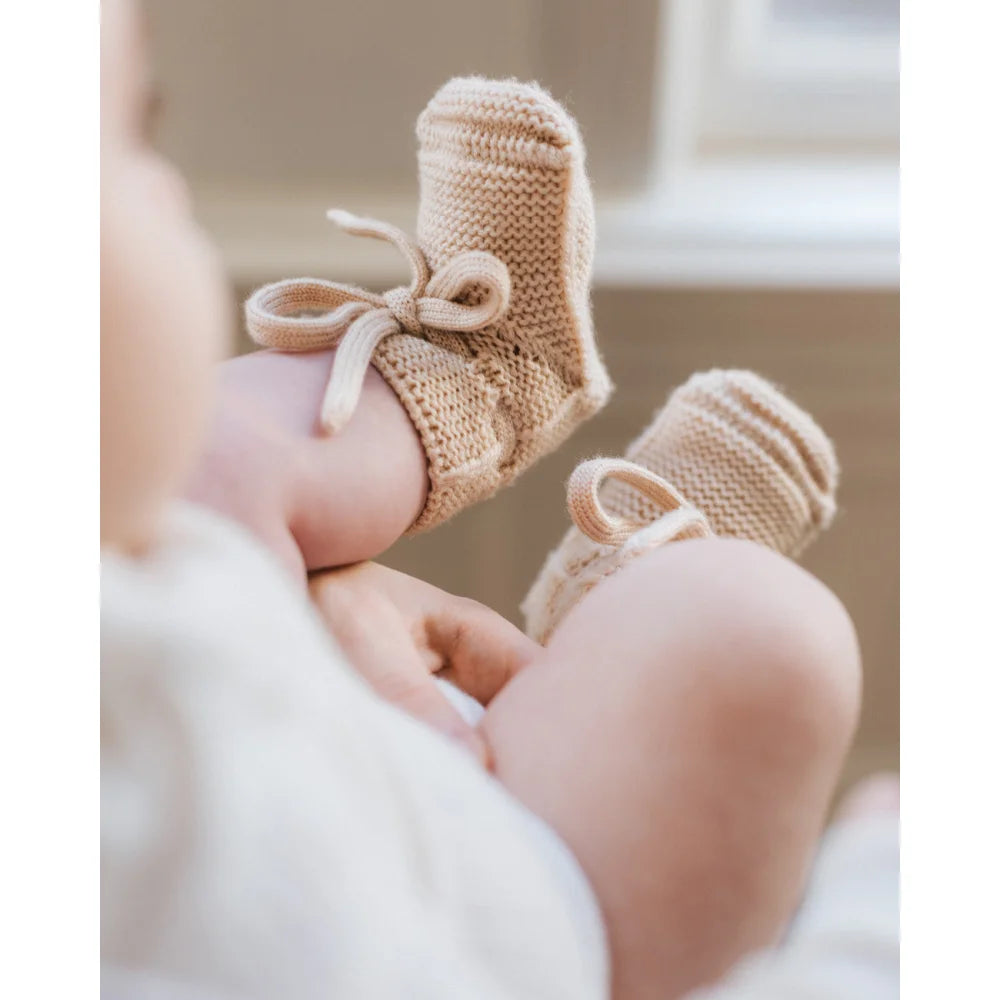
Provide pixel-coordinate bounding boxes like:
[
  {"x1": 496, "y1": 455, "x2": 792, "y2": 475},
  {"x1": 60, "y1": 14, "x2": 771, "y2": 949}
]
[
  {"x1": 194, "y1": 78, "x2": 612, "y2": 577},
  {"x1": 482, "y1": 538, "x2": 861, "y2": 1000},
  {"x1": 186, "y1": 348, "x2": 429, "y2": 578}
]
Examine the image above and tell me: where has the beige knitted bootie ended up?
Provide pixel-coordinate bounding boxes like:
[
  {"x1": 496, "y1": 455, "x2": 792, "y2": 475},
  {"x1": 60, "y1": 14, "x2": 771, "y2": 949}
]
[
  {"x1": 245, "y1": 77, "x2": 611, "y2": 532},
  {"x1": 522, "y1": 370, "x2": 839, "y2": 643}
]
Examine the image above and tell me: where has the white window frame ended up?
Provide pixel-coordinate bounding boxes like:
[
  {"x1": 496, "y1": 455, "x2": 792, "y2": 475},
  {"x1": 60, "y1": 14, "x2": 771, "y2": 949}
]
[
  {"x1": 594, "y1": 0, "x2": 899, "y2": 288},
  {"x1": 698, "y1": 0, "x2": 899, "y2": 147}
]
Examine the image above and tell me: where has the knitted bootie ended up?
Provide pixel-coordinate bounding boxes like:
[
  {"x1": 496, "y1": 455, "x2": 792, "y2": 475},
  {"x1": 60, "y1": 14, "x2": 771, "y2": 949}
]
[
  {"x1": 522, "y1": 370, "x2": 839, "y2": 643},
  {"x1": 245, "y1": 77, "x2": 611, "y2": 532}
]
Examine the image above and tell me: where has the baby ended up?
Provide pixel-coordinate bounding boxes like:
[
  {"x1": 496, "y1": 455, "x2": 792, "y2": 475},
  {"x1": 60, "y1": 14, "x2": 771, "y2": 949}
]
[{"x1": 102, "y1": 3, "x2": 862, "y2": 998}]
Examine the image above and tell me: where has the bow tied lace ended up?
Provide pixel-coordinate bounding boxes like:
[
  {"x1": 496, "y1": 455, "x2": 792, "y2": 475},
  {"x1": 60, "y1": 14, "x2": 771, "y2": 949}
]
[{"x1": 245, "y1": 209, "x2": 512, "y2": 432}]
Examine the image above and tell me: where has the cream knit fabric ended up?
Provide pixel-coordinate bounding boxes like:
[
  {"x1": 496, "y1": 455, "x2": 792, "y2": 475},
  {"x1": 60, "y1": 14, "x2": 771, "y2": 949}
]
[
  {"x1": 245, "y1": 76, "x2": 611, "y2": 532},
  {"x1": 522, "y1": 370, "x2": 839, "y2": 644},
  {"x1": 103, "y1": 504, "x2": 608, "y2": 999}
]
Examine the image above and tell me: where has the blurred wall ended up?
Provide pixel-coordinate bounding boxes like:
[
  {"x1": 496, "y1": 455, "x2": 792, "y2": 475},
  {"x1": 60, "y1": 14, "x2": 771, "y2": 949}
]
[
  {"x1": 147, "y1": 0, "x2": 659, "y2": 197},
  {"x1": 146, "y1": 0, "x2": 898, "y2": 784}
]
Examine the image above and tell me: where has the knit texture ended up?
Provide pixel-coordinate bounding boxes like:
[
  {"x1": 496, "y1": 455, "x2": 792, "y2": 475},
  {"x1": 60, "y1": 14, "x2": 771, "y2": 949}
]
[
  {"x1": 246, "y1": 213, "x2": 514, "y2": 435},
  {"x1": 245, "y1": 76, "x2": 611, "y2": 533},
  {"x1": 522, "y1": 370, "x2": 839, "y2": 643},
  {"x1": 373, "y1": 77, "x2": 611, "y2": 530}
]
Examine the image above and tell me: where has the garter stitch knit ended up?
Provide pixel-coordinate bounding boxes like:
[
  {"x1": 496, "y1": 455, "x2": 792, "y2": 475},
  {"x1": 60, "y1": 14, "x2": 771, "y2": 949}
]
[
  {"x1": 522, "y1": 370, "x2": 839, "y2": 644},
  {"x1": 246, "y1": 77, "x2": 611, "y2": 533},
  {"x1": 375, "y1": 77, "x2": 610, "y2": 530}
]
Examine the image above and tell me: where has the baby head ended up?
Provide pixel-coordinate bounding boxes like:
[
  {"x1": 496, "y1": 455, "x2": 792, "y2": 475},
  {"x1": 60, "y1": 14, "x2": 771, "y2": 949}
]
[{"x1": 101, "y1": 0, "x2": 231, "y2": 554}]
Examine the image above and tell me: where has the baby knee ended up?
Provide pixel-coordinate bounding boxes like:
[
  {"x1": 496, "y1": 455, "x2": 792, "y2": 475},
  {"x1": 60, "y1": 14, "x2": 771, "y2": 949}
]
[
  {"x1": 725, "y1": 540, "x2": 858, "y2": 756},
  {"x1": 675, "y1": 538, "x2": 861, "y2": 760}
]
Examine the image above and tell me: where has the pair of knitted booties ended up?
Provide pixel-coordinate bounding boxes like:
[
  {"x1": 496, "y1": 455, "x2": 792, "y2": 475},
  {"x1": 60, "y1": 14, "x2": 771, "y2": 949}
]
[{"x1": 246, "y1": 77, "x2": 838, "y2": 643}]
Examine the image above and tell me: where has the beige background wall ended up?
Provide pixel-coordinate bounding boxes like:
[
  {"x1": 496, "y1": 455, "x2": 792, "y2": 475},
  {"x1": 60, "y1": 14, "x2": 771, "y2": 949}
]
[
  {"x1": 148, "y1": 0, "x2": 899, "y2": 784},
  {"x1": 146, "y1": 0, "x2": 659, "y2": 197}
]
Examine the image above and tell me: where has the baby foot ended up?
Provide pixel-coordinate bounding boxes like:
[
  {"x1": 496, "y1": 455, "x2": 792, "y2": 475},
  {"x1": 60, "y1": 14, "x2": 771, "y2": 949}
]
[
  {"x1": 246, "y1": 77, "x2": 611, "y2": 533},
  {"x1": 523, "y1": 369, "x2": 839, "y2": 642}
]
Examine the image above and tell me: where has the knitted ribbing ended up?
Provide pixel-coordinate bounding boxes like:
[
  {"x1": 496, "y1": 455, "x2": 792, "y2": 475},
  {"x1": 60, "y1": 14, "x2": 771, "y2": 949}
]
[
  {"x1": 522, "y1": 370, "x2": 839, "y2": 643},
  {"x1": 370, "y1": 77, "x2": 611, "y2": 531}
]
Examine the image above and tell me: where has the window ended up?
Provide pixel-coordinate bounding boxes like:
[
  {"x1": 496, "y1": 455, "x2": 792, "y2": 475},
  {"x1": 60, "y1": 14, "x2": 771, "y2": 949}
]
[
  {"x1": 596, "y1": 0, "x2": 899, "y2": 286},
  {"x1": 689, "y1": 0, "x2": 899, "y2": 152}
]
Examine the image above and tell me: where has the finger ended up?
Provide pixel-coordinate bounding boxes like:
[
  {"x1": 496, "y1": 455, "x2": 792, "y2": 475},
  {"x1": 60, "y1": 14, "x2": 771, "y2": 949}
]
[
  {"x1": 311, "y1": 578, "x2": 491, "y2": 766},
  {"x1": 376, "y1": 669, "x2": 493, "y2": 770},
  {"x1": 428, "y1": 600, "x2": 541, "y2": 705}
]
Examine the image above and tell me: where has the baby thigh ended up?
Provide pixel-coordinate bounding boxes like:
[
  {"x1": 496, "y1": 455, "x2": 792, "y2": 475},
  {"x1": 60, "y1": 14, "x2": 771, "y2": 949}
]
[{"x1": 481, "y1": 538, "x2": 861, "y2": 1000}]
